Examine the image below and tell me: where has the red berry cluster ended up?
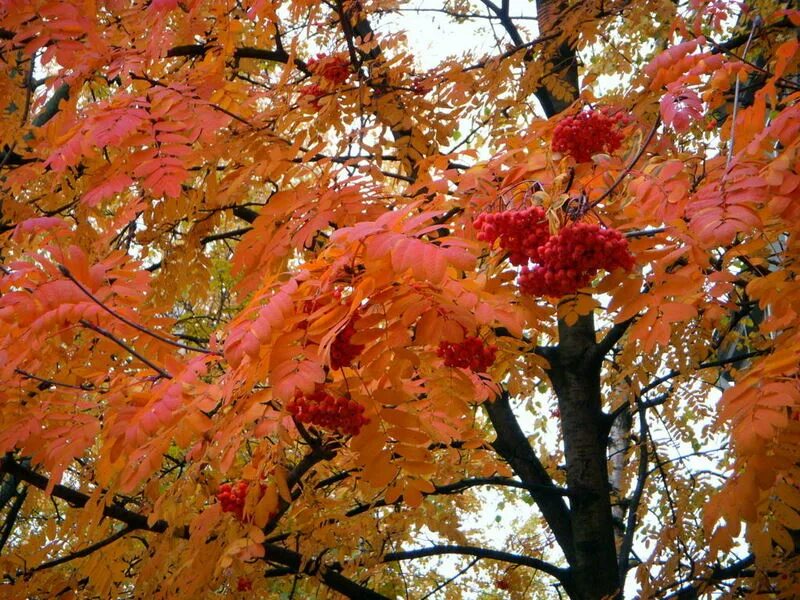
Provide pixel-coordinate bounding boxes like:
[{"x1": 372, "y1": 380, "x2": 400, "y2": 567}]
[
  {"x1": 410, "y1": 75, "x2": 432, "y2": 95},
  {"x1": 437, "y1": 336, "x2": 497, "y2": 372},
  {"x1": 518, "y1": 223, "x2": 634, "y2": 297},
  {"x1": 236, "y1": 577, "x2": 253, "y2": 592},
  {"x1": 473, "y1": 207, "x2": 550, "y2": 266},
  {"x1": 551, "y1": 109, "x2": 625, "y2": 162},
  {"x1": 302, "y1": 289, "x2": 342, "y2": 315},
  {"x1": 216, "y1": 481, "x2": 248, "y2": 520},
  {"x1": 330, "y1": 317, "x2": 364, "y2": 370},
  {"x1": 287, "y1": 388, "x2": 369, "y2": 435},
  {"x1": 299, "y1": 84, "x2": 326, "y2": 109},
  {"x1": 307, "y1": 54, "x2": 350, "y2": 85}
]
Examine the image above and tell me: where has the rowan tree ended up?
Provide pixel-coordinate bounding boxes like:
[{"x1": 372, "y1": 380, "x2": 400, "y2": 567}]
[{"x1": 0, "y1": 0, "x2": 799, "y2": 598}]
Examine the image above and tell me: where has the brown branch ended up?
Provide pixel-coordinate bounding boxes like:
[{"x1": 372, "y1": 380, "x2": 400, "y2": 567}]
[
  {"x1": 617, "y1": 400, "x2": 649, "y2": 586},
  {"x1": 640, "y1": 349, "x2": 769, "y2": 395},
  {"x1": 200, "y1": 227, "x2": 253, "y2": 245},
  {"x1": 665, "y1": 554, "x2": 755, "y2": 599},
  {"x1": 0, "y1": 455, "x2": 166, "y2": 533},
  {"x1": 383, "y1": 544, "x2": 569, "y2": 583},
  {"x1": 483, "y1": 391, "x2": 576, "y2": 564},
  {"x1": 232, "y1": 205, "x2": 260, "y2": 223},
  {"x1": 0, "y1": 456, "x2": 389, "y2": 600},
  {"x1": 14, "y1": 369, "x2": 93, "y2": 391},
  {"x1": 79, "y1": 320, "x2": 173, "y2": 379},
  {"x1": 26, "y1": 526, "x2": 134, "y2": 575},
  {"x1": 588, "y1": 117, "x2": 661, "y2": 210},
  {"x1": 420, "y1": 557, "x2": 480, "y2": 600},
  {"x1": 32, "y1": 83, "x2": 70, "y2": 127},
  {"x1": 0, "y1": 486, "x2": 27, "y2": 553},
  {"x1": 625, "y1": 227, "x2": 667, "y2": 238},
  {"x1": 165, "y1": 44, "x2": 310, "y2": 73},
  {"x1": 591, "y1": 317, "x2": 635, "y2": 365},
  {"x1": 59, "y1": 265, "x2": 218, "y2": 355},
  {"x1": 344, "y1": 476, "x2": 573, "y2": 518}
]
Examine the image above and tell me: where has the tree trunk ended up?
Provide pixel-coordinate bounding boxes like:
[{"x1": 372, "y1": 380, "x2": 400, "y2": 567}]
[{"x1": 547, "y1": 313, "x2": 621, "y2": 600}]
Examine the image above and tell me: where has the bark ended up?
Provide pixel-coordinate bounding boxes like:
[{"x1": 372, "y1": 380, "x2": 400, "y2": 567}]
[
  {"x1": 546, "y1": 313, "x2": 621, "y2": 600},
  {"x1": 532, "y1": 1, "x2": 620, "y2": 596},
  {"x1": 609, "y1": 406, "x2": 633, "y2": 542}
]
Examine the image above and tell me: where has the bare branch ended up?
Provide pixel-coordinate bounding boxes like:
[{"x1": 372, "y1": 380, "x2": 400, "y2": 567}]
[
  {"x1": 79, "y1": 320, "x2": 173, "y2": 379},
  {"x1": 60, "y1": 265, "x2": 218, "y2": 355},
  {"x1": 588, "y1": 117, "x2": 661, "y2": 210},
  {"x1": 484, "y1": 391, "x2": 575, "y2": 564},
  {"x1": 665, "y1": 554, "x2": 755, "y2": 599},
  {"x1": 0, "y1": 456, "x2": 389, "y2": 600},
  {"x1": 591, "y1": 317, "x2": 635, "y2": 365},
  {"x1": 383, "y1": 544, "x2": 569, "y2": 582},
  {"x1": 640, "y1": 349, "x2": 769, "y2": 395},
  {"x1": 14, "y1": 369, "x2": 93, "y2": 391},
  {"x1": 420, "y1": 557, "x2": 479, "y2": 600},
  {"x1": 617, "y1": 400, "x2": 649, "y2": 585},
  {"x1": 27, "y1": 525, "x2": 134, "y2": 574}
]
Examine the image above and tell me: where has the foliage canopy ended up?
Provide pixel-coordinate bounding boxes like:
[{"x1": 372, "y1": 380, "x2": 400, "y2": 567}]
[{"x1": 1, "y1": 0, "x2": 800, "y2": 598}]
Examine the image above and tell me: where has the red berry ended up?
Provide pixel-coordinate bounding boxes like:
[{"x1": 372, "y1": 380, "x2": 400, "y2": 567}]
[
  {"x1": 216, "y1": 481, "x2": 250, "y2": 521},
  {"x1": 518, "y1": 223, "x2": 634, "y2": 297},
  {"x1": 437, "y1": 337, "x2": 496, "y2": 372},
  {"x1": 473, "y1": 207, "x2": 550, "y2": 265},
  {"x1": 287, "y1": 387, "x2": 369, "y2": 436},
  {"x1": 552, "y1": 108, "x2": 625, "y2": 162},
  {"x1": 307, "y1": 54, "x2": 350, "y2": 85},
  {"x1": 299, "y1": 84, "x2": 326, "y2": 109},
  {"x1": 236, "y1": 577, "x2": 253, "y2": 591},
  {"x1": 330, "y1": 316, "x2": 364, "y2": 370}
]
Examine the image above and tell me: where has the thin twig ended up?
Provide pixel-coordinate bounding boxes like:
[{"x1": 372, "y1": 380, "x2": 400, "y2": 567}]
[
  {"x1": 624, "y1": 227, "x2": 667, "y2": 238},
  {"x1": 27, "y1": 526, "x2": 134, "y2": 574},
  {"x1": 79, "y1": 320, "x2": 172, "y2": 379},
  {"x1": 59, "y1": 265, "x2": 217, "y2": 355},
  {"x1": 420, "y1": 557, "x2": 480, "y2": 600},
  {"x1": 589, "y1": 117, "x2": 661, "y2": 209},
  {"x1": 726, "y1": 18, "x2": 759, "y2": 170},
  {"x1": 383, "y1": 545, "x2": 568, "y2": 582},
  {"x1": 617, "y1": 399, "x2": 649, "y2": 585},
  {"x1": 14, "y1": 369, "x2": 93, "y2": 391}
]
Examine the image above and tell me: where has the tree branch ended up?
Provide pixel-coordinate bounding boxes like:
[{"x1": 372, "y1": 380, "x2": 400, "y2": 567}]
[
  {"x1": 617, "y1": 400, "x2": 649, "y2": 586},
  {"x1": 0, "y1": 456, "x2": 389, "y2": 600},
  {"x1": 0, "y1": 486, "x2": 27, "y2": 554},
  {"x1": 640, "y1": 349, "x2": 769, "y2": 395},
  {"x1": 0, "y1": 454, "x2": 166, "y2": 533},
  {"x1": 665, "y1": 554, "x2": 755, "y2": 599},
  {"x1": 588, "y1": 117, "x2": 661, "y2": 210},
  {"x1": 420, "y1": 557, "x2": 479, "y2": 600},
  {"x1": 26, "y1": 526, "x2": 134, "y2": 574},
  {"x1": 590, "y1": 317, "x2": 635, "y2": 366},
  {"x1": 344, "y1": 476, "x2": 573, "y2": 518},
  {"x1": 14, "y1": 369, "x2": 93, "y2": 390},
  {"x1": 59, "y1": 265, "x2": 217, "y2": 355},
  {"x1": 32, "y1": 83, "x2": 70, "y2": 127},
  {"x1": 484, "y1": 391, "x2": 575, "y2": 564},
  {"x1": 383, "y1": 544, "x2": 568, "y2": 582},
  {"x1": 200, "y1": 227, "x2": 253, "y2": 245},
  {"x1": 79, "y1": 320, "x2": 173, "y2": 379}
]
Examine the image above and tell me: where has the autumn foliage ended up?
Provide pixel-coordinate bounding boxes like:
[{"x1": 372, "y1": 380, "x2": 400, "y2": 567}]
[{"x1": 1, "y1": 1, "x2": 800, "y2": 599}]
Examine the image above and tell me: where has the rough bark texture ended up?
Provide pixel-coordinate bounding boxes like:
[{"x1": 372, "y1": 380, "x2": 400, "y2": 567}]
[
  {"x1": 532, "y1": 0, "x2": 621, "y2": 595},
  {"x1": 546, "y1": 314, "x2": 621, "y2": 599}
]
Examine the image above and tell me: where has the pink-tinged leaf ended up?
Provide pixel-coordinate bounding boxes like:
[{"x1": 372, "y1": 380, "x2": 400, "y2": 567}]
[
  {"x1": 272, "y1": 359, "x2": 325, "y2": 401},
  {"x1": 83, "y1": 173, "x2": 134, "y2": 206},
  {"x1": 644, "y1": 37, "x2": 706, "y2": 88},
  {"x1": 11, "y1": 217, "x2": 70, "y2": 241},
  {"x1": 660, "y1": 87, "x2": 703, "y2": 133}
]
